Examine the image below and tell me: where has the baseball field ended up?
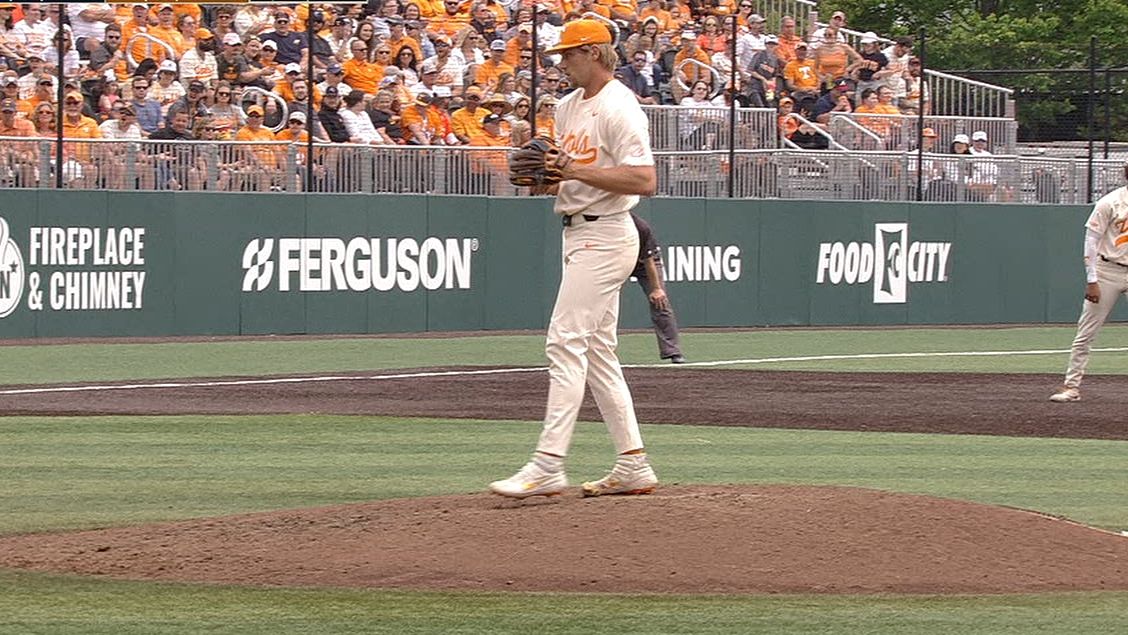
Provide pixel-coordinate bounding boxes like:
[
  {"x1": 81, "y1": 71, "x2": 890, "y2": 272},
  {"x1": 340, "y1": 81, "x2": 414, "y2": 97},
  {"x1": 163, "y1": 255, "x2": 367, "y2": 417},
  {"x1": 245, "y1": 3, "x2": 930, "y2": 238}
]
[{"x1": 1, "y1": 325, "x2": 1126, "y2": 634}]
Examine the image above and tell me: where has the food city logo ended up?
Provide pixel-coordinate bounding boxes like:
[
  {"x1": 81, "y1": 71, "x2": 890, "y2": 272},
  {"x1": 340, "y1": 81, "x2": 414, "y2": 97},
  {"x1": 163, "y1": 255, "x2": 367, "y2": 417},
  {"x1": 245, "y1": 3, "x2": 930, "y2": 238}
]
[
  {"x1": 815, "y1": 223, "x2": 952, "y2": 304},
  {"x1": 241, "y1": 236, "x2": 479, "y2": 292},
  {"x1": 0, "y1": 217, "x2": 147, "y2": 317}
]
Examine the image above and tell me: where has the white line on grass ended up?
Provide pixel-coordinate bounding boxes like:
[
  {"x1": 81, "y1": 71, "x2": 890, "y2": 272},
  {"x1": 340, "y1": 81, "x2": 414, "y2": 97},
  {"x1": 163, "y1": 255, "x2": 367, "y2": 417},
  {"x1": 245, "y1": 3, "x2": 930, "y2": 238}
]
[{"x1": 3, "y1": 347, "x2": 1126, "y2": 396}]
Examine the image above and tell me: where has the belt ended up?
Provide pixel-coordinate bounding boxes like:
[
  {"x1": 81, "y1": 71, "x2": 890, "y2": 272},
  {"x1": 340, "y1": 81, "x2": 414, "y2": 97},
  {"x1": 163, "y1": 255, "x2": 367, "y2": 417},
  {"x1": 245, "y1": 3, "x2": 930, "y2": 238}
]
[
  {"x1": 562, "y1": 214, "x2": 600, "y2": 227},
  {"x1": 1100, "y1": 255, "x2": 1128, "y2": 268}
]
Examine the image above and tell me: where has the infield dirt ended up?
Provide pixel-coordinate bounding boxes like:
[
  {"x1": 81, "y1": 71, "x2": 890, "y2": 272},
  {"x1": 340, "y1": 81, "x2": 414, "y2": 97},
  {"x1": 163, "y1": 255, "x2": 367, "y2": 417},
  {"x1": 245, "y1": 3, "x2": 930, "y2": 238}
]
[{"x1": 1, "y1": 367, "x2": 1126, "y2": 594}]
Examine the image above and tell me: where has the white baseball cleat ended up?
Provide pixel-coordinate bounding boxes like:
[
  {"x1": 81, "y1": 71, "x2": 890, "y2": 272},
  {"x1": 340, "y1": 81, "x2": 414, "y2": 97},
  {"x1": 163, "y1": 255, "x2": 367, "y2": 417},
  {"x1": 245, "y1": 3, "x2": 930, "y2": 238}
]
[
  {"x1": 489, "y1": 460, "x2": 568, "y2": 498},
  {"x1": 581, "y1": 453, "x2": 658, "y2": 497},
  {"x1": 1048, "y1": 386, "x2": 1081, "y2": 402}
]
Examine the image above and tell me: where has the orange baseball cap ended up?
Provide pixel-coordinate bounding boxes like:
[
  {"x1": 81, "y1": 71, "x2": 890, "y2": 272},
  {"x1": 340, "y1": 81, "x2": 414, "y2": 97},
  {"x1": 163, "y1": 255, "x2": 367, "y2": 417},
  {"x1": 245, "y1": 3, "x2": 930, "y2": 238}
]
[
  {"x1": 545, "y1": 19, "x2": 612, "y2": 54},
  {"x1": 246, "y1": 105, "x2": 264, "y2": 116}
]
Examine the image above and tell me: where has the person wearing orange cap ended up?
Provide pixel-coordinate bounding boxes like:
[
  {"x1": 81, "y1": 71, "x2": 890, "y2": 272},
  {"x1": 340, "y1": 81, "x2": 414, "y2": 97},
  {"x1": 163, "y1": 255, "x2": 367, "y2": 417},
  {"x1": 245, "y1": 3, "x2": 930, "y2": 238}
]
[
  {"x1": 179, "y1": 28, "x2": 217, "y2": 85},
  {"x1": 60, "y1": 90, "x2": 102, "y2": 184},
  {"x1": 489, "y1": 19, "x2": 658, "y2": 500},
  {"x1": 147, "y1": 3, "x2": 186, "y2": 60},
  {"x1": 449, "y1": 85, "x2": 485, "y2": 144},
  {"x1": 235, "y1": 104, "x2": 282, "y2": 190}
]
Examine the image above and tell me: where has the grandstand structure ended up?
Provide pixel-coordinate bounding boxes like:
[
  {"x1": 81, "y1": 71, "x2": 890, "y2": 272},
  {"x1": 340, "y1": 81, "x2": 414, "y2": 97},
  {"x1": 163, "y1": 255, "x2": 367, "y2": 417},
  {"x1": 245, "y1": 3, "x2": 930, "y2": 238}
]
[{"x1": 0, "y1": 1, "x2": 1115, "y2": 202}]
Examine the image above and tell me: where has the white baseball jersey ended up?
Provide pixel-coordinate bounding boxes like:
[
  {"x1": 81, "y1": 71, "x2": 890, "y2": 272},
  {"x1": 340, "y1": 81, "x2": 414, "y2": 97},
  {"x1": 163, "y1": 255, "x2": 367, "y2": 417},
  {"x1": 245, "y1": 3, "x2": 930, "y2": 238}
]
[
  {"x1": 554, "y1": 79, "x2": 654, "y2": 217},
  {"x1": 1086, "y1": 185, "x2": 1128, "y2": 265}
]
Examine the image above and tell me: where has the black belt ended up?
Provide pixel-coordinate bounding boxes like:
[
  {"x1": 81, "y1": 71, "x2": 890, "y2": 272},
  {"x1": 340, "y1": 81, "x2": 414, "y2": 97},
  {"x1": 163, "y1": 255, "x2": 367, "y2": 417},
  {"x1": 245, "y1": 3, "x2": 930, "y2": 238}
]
[
  {"x1": 1100, "y1": 255, "x2": 1128, "y2": 268},
  {"x1": 562, "y1": 214, "x2": 600, "y2": 227}
]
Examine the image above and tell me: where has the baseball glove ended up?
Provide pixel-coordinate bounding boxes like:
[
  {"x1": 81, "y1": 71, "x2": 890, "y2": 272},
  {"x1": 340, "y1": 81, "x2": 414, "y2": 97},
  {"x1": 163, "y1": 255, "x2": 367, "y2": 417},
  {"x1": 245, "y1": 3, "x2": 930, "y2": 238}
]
[{"x1": 508, "y1": 137, "x2": 571, "y2": 187}]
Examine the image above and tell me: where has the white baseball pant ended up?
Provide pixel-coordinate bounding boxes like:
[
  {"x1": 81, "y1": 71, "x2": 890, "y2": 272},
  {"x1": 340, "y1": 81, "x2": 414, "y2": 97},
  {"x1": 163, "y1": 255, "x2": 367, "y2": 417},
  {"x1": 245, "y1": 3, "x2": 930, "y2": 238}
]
[
  {"x1": 1064, "y1": 259, "x2": 1128, "y2": 388},
  {"x1": 537, "y1": 212, "x2": 643, "y2": 457}
]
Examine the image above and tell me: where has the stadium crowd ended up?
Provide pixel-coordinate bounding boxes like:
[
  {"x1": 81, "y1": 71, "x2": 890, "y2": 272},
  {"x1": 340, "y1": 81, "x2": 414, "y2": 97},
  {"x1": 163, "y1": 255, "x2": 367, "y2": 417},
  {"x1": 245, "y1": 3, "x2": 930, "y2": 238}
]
[{"x1": 0, "y1": 1, "x2": 983, "y2": 192}]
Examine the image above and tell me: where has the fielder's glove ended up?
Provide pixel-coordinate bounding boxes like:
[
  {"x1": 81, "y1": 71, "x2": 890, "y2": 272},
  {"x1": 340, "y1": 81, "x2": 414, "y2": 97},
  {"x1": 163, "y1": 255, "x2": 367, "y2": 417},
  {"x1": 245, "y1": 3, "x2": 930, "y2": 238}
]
[{"x1": 508, "y1": 136, "x2": 572, "y2": 187}]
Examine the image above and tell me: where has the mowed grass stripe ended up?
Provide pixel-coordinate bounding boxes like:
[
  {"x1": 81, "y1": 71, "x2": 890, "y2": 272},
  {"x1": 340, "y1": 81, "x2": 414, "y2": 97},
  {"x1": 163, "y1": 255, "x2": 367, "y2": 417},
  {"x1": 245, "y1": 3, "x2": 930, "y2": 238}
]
[
  {"x1": 1, "y1": 416, "x2": 1124, "y2": 535},
  {"x1": 0, "y1": 569, "x2": 1127, "y2": 635},
  {"x1": 3, "y1": 325, "x2": 1128, "y2": 384}
]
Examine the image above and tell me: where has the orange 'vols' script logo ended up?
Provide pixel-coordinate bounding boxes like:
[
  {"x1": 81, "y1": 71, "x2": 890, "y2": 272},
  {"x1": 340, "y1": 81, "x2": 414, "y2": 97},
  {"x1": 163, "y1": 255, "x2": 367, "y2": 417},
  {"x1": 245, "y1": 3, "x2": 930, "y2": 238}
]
[
  {"x1": 561, "y1": 132, "x2": 598, "y2": 165},
  {"x1": 1115, "y1": 217, "x2": 1128, "y2": 246}
]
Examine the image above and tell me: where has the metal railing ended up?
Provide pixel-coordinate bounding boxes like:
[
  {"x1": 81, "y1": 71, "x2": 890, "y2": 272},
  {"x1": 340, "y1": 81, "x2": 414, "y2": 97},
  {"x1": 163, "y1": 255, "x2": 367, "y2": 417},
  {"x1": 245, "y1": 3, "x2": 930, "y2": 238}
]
[
  {"x1": 827, "y1": 113, "x2": 1019, "y2": 154},
  {"x1": 925, "y1": 69, "x2": 1016, "y2": 119},
  {"x1": 642, "y1": 105, "x2": 778, "y2": 151},
  {"x1": 654, "y1": 150, "x2": 1121, "y2": 204},
  {"x1": 808, "y1": 23, "x2": 1016, "y2": 119},
  {"x1": 1, "y1": 137, "x2": 1119, "y2": 204}
]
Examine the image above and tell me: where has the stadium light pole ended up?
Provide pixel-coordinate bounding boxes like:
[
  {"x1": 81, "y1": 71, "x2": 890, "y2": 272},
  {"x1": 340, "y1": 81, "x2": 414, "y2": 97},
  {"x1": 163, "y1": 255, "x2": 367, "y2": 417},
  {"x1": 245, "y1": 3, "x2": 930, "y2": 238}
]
[
  {"x1": 727, "y1": 11, "x2": 736, "y2": 199},
  {"x1": 915, "y1": 27, "x2": 926, "y2": 202},
  {"x1": 1087, "y1": 35, "x2": 1096, "y2": 204},
  {"x1": 55, "y1": 3, "x2": 65, "y2": 189},
  {"x1": 529, "y1": 12, "x2": 538, "y2": 130},
  {"x1": 306, "y1": 2, "x2": 315, "y2": 191}
]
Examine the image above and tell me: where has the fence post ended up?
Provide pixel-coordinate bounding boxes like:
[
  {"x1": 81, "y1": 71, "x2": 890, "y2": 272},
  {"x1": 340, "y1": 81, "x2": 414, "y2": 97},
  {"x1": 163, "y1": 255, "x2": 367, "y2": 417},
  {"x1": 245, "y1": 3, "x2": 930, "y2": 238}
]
[
  {"x1": 915, "y1": 27, "x2": 926, "y2": 202},
  {"x1": 1103, "y1": 68, "x2": 1111, "y2": 159},
  {"x1": 1087, "y1": 36, "x2": 1096, "y2": 203},
  {"x1": 727, "y1": 12, "x2": 737, "y2": 198}
]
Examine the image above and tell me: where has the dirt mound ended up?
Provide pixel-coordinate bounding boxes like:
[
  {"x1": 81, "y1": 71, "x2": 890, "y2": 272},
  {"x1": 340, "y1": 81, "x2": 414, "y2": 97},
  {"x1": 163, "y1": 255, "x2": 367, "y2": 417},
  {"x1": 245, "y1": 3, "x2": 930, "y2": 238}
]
[{"x1": 1, "y1": 485, "x2": 1125, "y2": 594}]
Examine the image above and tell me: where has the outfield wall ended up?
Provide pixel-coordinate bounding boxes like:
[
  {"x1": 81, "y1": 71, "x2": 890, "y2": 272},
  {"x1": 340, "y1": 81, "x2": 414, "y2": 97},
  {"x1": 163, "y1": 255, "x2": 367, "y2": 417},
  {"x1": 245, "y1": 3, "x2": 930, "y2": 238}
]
[{"x1": 0, "y1": 191, "x2": 1105, "y2": 338}]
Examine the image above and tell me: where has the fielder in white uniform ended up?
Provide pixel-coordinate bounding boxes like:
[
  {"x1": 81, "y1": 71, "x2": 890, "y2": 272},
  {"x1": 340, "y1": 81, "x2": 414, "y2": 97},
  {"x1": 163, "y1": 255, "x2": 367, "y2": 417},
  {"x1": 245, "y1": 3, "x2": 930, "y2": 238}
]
[
  {"x1": 490, "y1": 19, "x2": 659, "y2": 498},
  {"x1": 1050, "y1": 165, "x2": 1128, "y2": 402}
]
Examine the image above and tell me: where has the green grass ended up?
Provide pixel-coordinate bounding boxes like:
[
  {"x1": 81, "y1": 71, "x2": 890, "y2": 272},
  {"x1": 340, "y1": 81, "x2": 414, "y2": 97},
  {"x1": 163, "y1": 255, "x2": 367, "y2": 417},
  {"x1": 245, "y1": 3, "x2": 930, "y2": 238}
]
[
  {"x1": 2, "y1": 416, "x2": 1125, "y2": 534},
  {"x1": 6, "y1": 324, "x2": 1128, "y2": 384},
  {"x1": 1, "y1": 569, "x2": 1127, "y2": 635},
  {"x1": 3, "y1": 327, "x2": 1128, "y2": 634}
]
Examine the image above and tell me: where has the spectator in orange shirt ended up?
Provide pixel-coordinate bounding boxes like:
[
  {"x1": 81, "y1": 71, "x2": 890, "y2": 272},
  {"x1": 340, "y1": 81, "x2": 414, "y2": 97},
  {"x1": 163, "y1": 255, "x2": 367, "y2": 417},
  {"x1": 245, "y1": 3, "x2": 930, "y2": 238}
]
[
  {"x1": 481, "y1": 93, "x2": 512, "y2": 137},
  {"x1": 534, "y1": 94, "x2": 557, "y2": 140},
  {"x1": 60, "y1": 91, "x2": 103, "y2": 187},
  {"x1": 449, "y1": 85, "x2": 485, "y2": 144},
  {"x1": 148, "y1": 3, "x2": 186, "y2": 61},
  {"x1": 386, "y1": 17, "x2": 423, "y2": 63},
  {"x1": 783, "y1": 41, "x2": 819, "y2": 103},
  {"x1": 0, "y1": 98, "x2": 37, "y2": 187},
  {"x1": 174, "y1": 13, "x2": 202, "y2": 57},
  {"x1": 275, "y1": 110, "x2": 310, "y2": 142},
  {"x1": 504, "y1": 24, "x2": 534, "y2": 67},
  {"x1": 428, "y1": 85, "x2": 460, "y2": 145},
  {"x1": 697, "y1": 15, "x2": 727, "y2": 55},
  {"x1": 637, "y1": 0, "x2": 672, "y2": 31},
  {"x1": 475, "y1": 39, "x2": 513, "y2": 93},
  {"x1": 235, "y1": 104, "x2": 282, "y2": 190},
  {"x1": 432, "y1": 0, "x2": 473, "y2": 39},
  {"x1": 342, "y1": 40, "x2": 385, "y2": 95},
  {"x1": 776, "y1": 16, "x2": 802, "y2": 63},
  {"x1": 401, "y1": 92, "x2": 440, "y2": 145},
  {"x1": 672, "y1": 31, "x2": 713, "y2": 102},
  {"x1": 855, "y1": 85, "x2": 902, "y2": 146}
]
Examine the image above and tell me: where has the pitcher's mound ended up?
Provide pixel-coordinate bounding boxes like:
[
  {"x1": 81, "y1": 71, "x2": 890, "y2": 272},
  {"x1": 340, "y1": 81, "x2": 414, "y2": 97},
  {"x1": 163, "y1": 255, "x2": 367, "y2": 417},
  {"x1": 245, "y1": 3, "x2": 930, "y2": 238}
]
[{"x1": 1, "y1": 485, "x2": 1125, "y2": 594}]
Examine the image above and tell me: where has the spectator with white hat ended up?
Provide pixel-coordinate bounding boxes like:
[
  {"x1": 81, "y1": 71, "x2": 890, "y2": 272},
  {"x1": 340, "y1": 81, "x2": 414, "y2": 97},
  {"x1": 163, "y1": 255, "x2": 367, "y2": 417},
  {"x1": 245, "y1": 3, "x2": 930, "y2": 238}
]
[
  {"x1": 150, "y1": 58, "x2": 186, "y2": 115},
  {"x1": 672, "y1": 30, "x2": 712, "y2": 102},
  {"x1": 474, "y1": 38, "x2": 514, "y2": 94},
  {"x1": 736, "y1": 13, "x2": 768, "y2": 75},
  {"x1": 970, "y1": 130, "x2": 992, "y2": 155},
  {"x1": 849, "y1": 31, "x2": 888, "y2": 105}
]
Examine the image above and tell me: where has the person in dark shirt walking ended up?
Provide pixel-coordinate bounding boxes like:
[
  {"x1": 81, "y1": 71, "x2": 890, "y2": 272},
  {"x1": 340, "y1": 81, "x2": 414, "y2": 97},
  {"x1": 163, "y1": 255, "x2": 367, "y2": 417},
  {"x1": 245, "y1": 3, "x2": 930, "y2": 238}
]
[{"x1": 630, "y1": 212, "x2": 685, "y2": 363}]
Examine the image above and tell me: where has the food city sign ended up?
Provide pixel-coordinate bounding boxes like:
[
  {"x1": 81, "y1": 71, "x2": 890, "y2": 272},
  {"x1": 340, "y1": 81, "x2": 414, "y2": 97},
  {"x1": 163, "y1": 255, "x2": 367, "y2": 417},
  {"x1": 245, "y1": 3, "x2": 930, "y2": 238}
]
[{"x1": 815, "y1": 222, "x2": 952, "y2": 304}]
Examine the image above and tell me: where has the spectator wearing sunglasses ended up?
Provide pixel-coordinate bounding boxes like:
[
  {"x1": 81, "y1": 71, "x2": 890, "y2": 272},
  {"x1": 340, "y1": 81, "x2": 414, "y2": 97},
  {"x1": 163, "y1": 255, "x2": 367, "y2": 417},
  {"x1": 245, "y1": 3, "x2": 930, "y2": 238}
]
[
  {"x1": 18, "y1": 73, "x2": 55, "y2": 119},
  {"x1": 87, "y1": 24, "x2": 126, "y2": 78},
  {"x1": 127, "y1": 76, "x2": 163, "y2": 137},
  {"x1": 259, "y1": 10, "x2": 309, "y2": 66}
]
